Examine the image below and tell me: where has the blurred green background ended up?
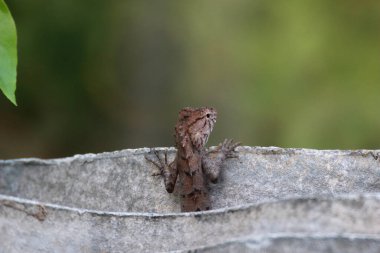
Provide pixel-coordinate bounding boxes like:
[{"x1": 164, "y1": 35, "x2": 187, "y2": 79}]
[{"x1": 1, "y1": 0, "x2": 380, "y2": 159}]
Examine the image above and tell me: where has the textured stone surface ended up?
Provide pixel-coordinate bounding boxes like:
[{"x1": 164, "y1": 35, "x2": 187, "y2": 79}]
[
  {"x1": 197, "y1": 237, "x2": 380, "y2": 253},
  {"x1": 1, "y1": 146, "x2": 380, "y2": 252}
]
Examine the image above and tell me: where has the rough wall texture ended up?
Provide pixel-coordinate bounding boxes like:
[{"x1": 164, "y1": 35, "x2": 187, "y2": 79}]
[{"x1": 1, "y1": 147, "x2": 380, "y2": 252}]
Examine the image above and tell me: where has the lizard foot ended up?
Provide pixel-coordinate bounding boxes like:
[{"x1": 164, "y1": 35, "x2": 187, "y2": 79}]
[
  {"x1": 218, "y1": 139, "x2": 241, "y2": 158},
  {"x1": 145, "y1": 149, "x2": 170, "y2": 176},
  {"x1": 145, "y1": 149, "x2": 176, "y2": 193}
]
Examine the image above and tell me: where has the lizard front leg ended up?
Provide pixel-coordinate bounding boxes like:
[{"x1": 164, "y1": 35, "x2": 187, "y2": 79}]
[
  {"x1": 145, "y1": 149, "x2": 178, "y2": 193},
  {"x1": 202, "y1": 139, "x2": 240, "y2": 183}
]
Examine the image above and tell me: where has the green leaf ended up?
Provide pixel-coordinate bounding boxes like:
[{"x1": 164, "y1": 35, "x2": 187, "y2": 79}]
[{"x1": 0, "y1": 0, "x2": 17, "y2": 105}]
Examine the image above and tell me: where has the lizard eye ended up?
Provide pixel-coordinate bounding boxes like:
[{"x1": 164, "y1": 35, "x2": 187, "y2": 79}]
[{"x1": 206, "y1": 114, "x2": 210, "y2": 118}]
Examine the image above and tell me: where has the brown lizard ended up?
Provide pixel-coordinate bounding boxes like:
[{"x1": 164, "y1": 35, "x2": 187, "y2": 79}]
[{"x1": 145, "y1": 107, "x2": 240, "y2": 212}]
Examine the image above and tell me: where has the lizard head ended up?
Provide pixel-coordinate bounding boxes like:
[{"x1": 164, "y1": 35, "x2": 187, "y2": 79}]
[{"x1": 175, "y1": 107, "x2": 217, "y2": 150}]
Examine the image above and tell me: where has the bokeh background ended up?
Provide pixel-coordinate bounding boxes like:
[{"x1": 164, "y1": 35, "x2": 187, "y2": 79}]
[{"x1": 1, "y1": 1, "x2": 380, "y2": 159}]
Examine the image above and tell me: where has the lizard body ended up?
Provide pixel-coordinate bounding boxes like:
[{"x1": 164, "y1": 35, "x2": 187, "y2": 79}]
[{"x1": 146, "y1": 107, "x2": 239, "y2": 212}]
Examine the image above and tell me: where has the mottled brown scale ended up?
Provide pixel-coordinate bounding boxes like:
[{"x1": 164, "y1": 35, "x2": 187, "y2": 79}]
[{"x1": 146, "y1": 107, "x2": 239, "y2": 212}]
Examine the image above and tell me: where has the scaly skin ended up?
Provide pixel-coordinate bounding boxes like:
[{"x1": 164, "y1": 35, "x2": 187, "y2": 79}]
[{"x1": 146, "y1": 107, "x2": 239, "y2": 212}]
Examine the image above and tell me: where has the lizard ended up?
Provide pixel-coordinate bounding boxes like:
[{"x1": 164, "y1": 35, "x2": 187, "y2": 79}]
[{"x1": 145, "y1": 107, "x2": 240, "y2": 212}]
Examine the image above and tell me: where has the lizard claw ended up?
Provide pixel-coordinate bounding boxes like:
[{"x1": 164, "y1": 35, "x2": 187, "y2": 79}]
[
  {"x1": 145, "y1": 149, "x2": 166, "y2": 176},
  {"x1": 218, "y1": 139, "x2": 240, "y2": 158},
  {"x1": 151, "y1": 171, "x2": 162, "y2": 177},
  {"x1": 146, "y1": 149, "x2": 175, "y2": 176}
]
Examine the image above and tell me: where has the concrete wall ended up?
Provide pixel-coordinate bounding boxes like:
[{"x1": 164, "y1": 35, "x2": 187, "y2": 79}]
[{"x1": 1, "y1": 147, "x2": 380, "y2": 252}]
